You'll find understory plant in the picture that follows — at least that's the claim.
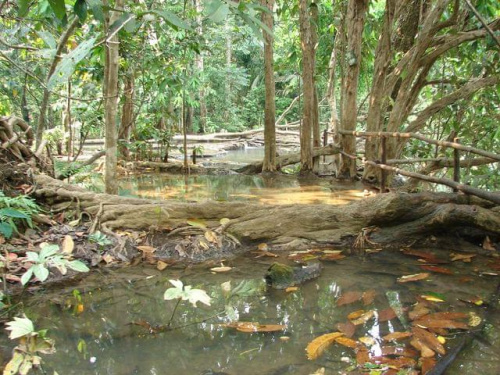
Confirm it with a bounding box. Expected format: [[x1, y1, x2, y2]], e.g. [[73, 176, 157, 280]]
[[0, 192, 40, 239], [164, 279, 211, 327]]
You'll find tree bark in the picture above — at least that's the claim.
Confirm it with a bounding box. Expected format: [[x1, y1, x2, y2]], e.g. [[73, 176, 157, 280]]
[[310, 2, 320, 173], [262, 0, 277, 172], [299, 0, 315, 172], [118, 71, 135, 159], [338, 0, 368, 179], [104, 0, 123, 195], [194, 0, 207, 134]]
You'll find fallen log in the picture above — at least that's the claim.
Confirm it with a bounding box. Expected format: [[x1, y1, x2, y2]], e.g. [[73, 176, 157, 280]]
[[33, 174, 500, 250], [237, 144, 341, 174]]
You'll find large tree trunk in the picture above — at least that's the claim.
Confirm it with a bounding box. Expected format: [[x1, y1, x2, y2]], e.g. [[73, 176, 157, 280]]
[[33, 174, 500, 252], [262, 0, 277, 172], [310, 2, 320, 173], [338, 0, 368, 178], [299, 0, 315, 172], [194, 0, 207, 134], [118, 71, 135, 159], [103, 0, 123, 195]]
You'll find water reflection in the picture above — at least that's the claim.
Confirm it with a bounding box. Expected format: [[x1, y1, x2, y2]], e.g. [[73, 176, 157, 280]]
[[8, 249, 499, 374]]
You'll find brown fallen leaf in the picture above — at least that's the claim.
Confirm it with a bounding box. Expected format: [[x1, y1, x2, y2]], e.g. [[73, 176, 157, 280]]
[[413, 317, 468, 330], [412, 327, 445, 355], [336, 321, 356, 338], [337, 291, 362, 306], [420, 357, 437, 375], [351, 310, 375, 325], [156, 261, 168, 271], [210, 266, 232, 273], [420, 265, 453, 275], [204, 230, 218, 243], [347, 310, 365, 320], [356, 345, 370, 366], [410, 338, 435, 358], [424, 312, 468, 320], [358, 336, 376, 346], [254, 250, 279, 258], [371, 356, 417, 368], [397, 273, 430, 283], [306, 332, 344, 360], [362, 289, 377, 305], [320, 253, 346, 261], [450, 253, 476, 262], [381, 346, 418, 358], [378, 307, 397, 322], [137, 245, 156, 253], [285, 286, 298, 293], [257, 243, 268, 251], [222, 322, 285, 333], [409, 303, 431, 321], [401, 249, 446, 264], [334, 336, 357, 349], [383, 331, 412, 342]]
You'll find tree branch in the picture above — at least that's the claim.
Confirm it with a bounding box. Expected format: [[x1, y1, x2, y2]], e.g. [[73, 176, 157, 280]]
[[464, 0, 500, 50]]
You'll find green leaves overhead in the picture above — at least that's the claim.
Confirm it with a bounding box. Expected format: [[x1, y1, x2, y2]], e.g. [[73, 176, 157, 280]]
[[17, 0, 30, 17], [204, 0, 230, 23], [74, 0, 88, 23], [48, 0, 66, 20], [152, 10, 192, 31], [48, 37, 97, 90]]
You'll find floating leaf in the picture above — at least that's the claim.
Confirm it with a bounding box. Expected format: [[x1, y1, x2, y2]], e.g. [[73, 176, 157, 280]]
[[61, 235, 74, 254], [351, 310, 375, 325], [401, 249, 446, 263], [381, 345, 418, 357], [254, 250, 278, 258], [412, 327, 445, 355], [356, 346, 370, 366], [420, 292, 446, 303], [383, 331, 412, 342], [337, 291, 362, 306], [3, 351, 25, 375], [410, 338, 435, 358], [378, 307, 397, 322], [413, 317, 468, 330], [210, 265, 232, 273], [397, 273, 430, 283], [223, 321, 285, 333], [335, 336, 357, 349], [306, 332, 344, 360], [358, 336, 376, 346], [409, 303, 431, 321], [347, 310, 365, 320]]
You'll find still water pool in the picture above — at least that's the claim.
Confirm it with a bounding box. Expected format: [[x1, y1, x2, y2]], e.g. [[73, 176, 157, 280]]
[[12, 248, 500, 375]]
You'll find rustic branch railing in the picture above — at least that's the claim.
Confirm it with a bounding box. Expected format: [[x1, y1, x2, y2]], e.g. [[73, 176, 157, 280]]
[[332, 130, 500, 204]]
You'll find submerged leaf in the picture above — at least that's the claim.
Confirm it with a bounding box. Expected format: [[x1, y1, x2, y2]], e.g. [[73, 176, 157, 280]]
[[306, 332, 344, 360], [337, 291, 362, 306], [383, 331, 412, 342], [335, 336, 358, 349], [397, 273, 430, 283]]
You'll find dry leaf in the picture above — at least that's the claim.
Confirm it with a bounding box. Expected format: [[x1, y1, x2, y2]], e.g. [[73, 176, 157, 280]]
[[397, 273, 430, 283], [356, 346, 370, 365], [378, 307, 397, 322], [319, 253, 346, 261], [412, 327, 445, 355], [424, 312, 468, 320], [102, 254, 114, 264], [61, 235, 74, 255], [413, 317, 468, 330], [421, 357, 437, 375], [358, 336, 376, 346], [336, 321, 356, 338], [210, 266, 232, 273], [254, 250, 278, 258], [381, 346, 418, 357], [383, 331, 412, 342], [334, 336, 357, 349], [337, 291, 362, 306], [450, 253, 476, 262], [309, 368, 325, 375], [137, 245, 155, 253], [409, 303, 431, 321], [482, 236, 495, 251], [234, 323, 285, 333], [351, 310, 375, 325], [410, 338, 435, 358], [468, 312, 482, 327], [306, 332, 344, 360], [285, 287, 298, 293], [362, 290, 377, 305], [257, 243, 269, 251], [204, 230, 218, 243], [401, 249, 446, 264], [219, 218, 230, 225], [156, 261, 168, 271], [347, 310, 365, 320]]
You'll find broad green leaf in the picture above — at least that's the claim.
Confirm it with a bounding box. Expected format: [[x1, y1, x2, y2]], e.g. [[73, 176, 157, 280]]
[[26, 251, 39, 262], [186, 288, 211, 307], [0, 208, 29, 219], [169, 279, 183, 289], [37, 31, 57, 49], [39, 244, 60, 260], [203, 0, 223, 16], [206, 2, 229, 23], [33, 264, 50, 282], [48, 37, 96, 90], [67, 260, 90, 273], [164, 287, 183, 301], [87, 0, 104, 22], [5, 317, 35, 339], [48, 0, 66, 20], [0, 222, 13, 238], [152, 10, 192, 30], [74, 0, 88, 23], [18, 0, 30, 17], [21, 268, 34, 285]]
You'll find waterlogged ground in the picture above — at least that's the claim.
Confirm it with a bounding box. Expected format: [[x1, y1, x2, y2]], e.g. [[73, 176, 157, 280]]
[[7, 248, 499, 375]]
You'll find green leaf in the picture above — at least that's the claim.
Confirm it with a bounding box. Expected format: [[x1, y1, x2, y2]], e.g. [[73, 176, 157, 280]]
[[48, 0, 66, 20], [5, 317, 35, 339], [164, 287, 183, 301], [3, 350, 24, 374], [0, 222, 13, 238], [0, 208, 29, 219], [18, 0, 30, 17], [74, 0, 88, 23], [152, 10, 192, 31], [186, 288, 211, 307], [39, 244, 60, 260], [206, 2, 229, 23], [37, 31, 57, 49], [21, 268, 34, 285], [87, 0, 104, 22], [33, 264, 50, 282], [26, 251, 39, 262], [186, 218, 207, 228], [67, 260, 90, 273], [47, 37, 96, 90]]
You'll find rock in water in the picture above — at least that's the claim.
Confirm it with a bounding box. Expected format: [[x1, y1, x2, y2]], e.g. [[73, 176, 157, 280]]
[[266, 262, 322, 289]]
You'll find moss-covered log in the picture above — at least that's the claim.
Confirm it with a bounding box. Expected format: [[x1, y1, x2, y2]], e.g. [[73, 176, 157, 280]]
[[33, 174, 500, 251]]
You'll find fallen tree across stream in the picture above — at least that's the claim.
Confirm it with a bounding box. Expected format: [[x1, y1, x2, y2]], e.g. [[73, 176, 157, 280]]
[[34, 174, 499, 254]]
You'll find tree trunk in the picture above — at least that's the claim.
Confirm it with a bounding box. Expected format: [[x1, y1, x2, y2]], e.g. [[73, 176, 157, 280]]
[[33, 174, 500, 252], [262, 0, 277, 172], [118, 71, 135, 159], [194, 0, 207, 134], [299, 0, 315, 172], [338, 0, 368, 179], [310, 2, 320, 173], [104, 0, 123, 195]]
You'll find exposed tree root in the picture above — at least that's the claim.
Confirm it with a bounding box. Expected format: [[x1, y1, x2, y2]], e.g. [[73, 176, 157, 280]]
[[33, 174, 500, 253]]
